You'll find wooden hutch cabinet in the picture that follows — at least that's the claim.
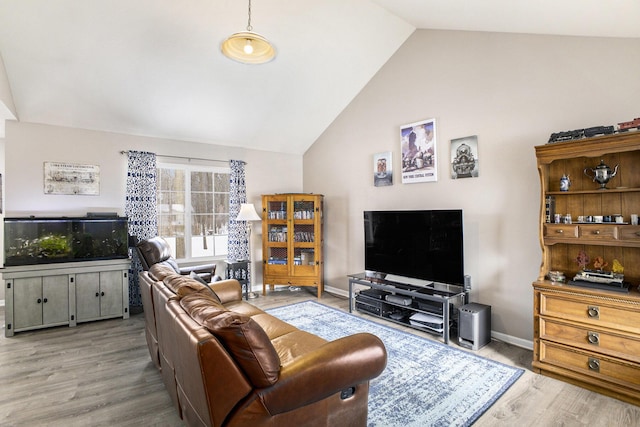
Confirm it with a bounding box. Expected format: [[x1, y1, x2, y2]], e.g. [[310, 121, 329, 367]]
[[533, 132, 640, 405], [261, 194, 324, 298]]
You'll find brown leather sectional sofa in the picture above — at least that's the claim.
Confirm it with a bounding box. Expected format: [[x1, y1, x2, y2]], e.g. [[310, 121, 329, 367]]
[[139, 264, 387, 426]]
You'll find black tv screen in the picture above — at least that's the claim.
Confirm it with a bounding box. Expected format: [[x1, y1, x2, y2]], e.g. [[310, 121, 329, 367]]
[[364, 210, 464, 285]]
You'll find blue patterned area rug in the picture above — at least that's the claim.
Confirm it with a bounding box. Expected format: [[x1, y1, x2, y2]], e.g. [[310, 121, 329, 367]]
[[267, 301, 523, 427]]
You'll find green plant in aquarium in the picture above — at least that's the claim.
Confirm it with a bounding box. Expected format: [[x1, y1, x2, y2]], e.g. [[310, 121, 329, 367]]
[[39, 234, 71, 258]]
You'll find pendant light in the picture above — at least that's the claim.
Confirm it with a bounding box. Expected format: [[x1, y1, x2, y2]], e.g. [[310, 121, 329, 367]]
[[221, 0, 276, 64]]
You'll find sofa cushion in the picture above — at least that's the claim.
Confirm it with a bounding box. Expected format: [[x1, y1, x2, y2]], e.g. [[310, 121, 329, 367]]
[[180, 291, 227, 323], [204, 311, 281, 388], [149, 263, 177, 282], [189, 271, 225, 300], [270, 330, 328, 365], [163, 274, 220, 301]]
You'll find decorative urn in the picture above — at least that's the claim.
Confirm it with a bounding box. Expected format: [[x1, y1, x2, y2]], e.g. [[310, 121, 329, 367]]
[[584, 160, 619, 190]]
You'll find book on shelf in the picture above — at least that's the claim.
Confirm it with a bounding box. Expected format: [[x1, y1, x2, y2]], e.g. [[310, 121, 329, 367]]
[[545, 195, 555, 223]]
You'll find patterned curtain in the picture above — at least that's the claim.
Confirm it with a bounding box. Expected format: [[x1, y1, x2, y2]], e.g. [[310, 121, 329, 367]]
[[125, 151, 158, 308], [228, 159, 249, 266]]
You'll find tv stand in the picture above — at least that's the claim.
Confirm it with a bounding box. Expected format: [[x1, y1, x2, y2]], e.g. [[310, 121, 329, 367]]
[[348, 272, 466, 344], [381, 273, 432, 287]]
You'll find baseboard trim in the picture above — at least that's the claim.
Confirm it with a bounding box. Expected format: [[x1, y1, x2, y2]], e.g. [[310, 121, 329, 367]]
[[491, 331, 533, 350], [325, 284, 348, 298], [324, 284, 534, 350]]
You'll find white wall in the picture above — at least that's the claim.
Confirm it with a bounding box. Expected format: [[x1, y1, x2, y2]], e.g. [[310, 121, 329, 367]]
[[0, 121, 303, 301], [0, 54, 16, 119], [304, 29, 640, 345]]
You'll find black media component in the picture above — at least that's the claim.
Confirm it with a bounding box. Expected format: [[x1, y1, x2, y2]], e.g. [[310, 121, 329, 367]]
[[363, 209, 464, 286], [355, 294, 393, 317], [416, 299, 445, 315], [359, 288, 390, 300]]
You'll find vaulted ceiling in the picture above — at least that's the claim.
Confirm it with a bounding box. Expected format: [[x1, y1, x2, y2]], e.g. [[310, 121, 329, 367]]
[[0, 0, 638, 154]]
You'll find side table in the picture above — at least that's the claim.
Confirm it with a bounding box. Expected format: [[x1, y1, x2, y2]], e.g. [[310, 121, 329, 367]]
[[225, 259, 249, 300]]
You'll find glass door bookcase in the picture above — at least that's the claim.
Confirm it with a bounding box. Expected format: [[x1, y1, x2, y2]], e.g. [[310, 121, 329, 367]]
[[262, 193, 324, 298]]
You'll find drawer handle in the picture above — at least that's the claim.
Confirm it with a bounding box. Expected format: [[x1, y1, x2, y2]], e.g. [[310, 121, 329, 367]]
[[587, 331, 599, 345], [556, 229, 563, 234], [588, 357, 600, 372], [593, 230, 600, 235], [587, 306, 599, 319]]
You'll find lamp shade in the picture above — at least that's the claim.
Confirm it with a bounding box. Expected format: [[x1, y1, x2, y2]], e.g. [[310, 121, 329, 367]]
[[236, 203, 262, 221], [221, 31, 276, 64]]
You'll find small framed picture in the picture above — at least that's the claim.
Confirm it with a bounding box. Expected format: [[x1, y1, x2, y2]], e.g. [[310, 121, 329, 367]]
[[451, 135, 479, 179], [373, 152, 393, 187]]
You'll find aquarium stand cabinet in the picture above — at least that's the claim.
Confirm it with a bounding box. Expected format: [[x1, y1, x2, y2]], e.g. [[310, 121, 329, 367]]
[[3, 259, 130, 337], [348, 273, 466, 344]]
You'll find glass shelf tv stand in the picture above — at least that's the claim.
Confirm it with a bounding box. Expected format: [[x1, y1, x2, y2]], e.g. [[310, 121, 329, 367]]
[[348, 273, 466, 344]]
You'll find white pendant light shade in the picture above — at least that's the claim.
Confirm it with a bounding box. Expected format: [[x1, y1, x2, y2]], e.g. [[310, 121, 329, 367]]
[[221, 31, 276, 64], [221, 0, 276, 65]]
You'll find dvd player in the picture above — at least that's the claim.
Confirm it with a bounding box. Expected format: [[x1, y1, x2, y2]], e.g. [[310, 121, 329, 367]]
[[359, 288, 390, 300], [355, 294, 393, 317]]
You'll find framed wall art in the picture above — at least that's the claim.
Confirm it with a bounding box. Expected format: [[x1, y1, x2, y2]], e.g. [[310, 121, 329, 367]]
[[401, 118, 437, 184], [373, 151, 393, 187], [44, 162, 100, 195], [451, 135, 479, 179]]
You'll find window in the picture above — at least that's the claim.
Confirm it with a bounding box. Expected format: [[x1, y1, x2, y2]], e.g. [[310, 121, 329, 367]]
[[156, 163, 230, 260]]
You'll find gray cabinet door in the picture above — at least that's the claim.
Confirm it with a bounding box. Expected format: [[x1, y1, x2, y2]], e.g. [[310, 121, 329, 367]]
[[76, 271, 123, 321], [76, 272, 101, 321], [42, 275, 69, 325], [13, 277, 43, 330], [13, 275, 68, 329], [99, 270, 124, 318]]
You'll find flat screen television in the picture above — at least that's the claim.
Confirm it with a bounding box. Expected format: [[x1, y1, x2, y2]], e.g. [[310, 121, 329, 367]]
[[364, 210, 464, 286]]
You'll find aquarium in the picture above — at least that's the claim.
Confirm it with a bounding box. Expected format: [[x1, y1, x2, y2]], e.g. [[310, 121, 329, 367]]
[[4, 217, 129, 266]]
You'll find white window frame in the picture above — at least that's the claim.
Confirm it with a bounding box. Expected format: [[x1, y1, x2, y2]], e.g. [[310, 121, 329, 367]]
[[156, 161, 230, 262]]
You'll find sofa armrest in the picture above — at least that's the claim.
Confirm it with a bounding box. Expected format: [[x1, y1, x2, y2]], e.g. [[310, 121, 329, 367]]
[[258, 333, 387, 415], [209, 279, 243, 304]]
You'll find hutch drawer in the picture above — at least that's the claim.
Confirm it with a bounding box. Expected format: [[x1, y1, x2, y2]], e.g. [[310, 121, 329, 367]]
[[543, 224, 578, 240], [539, 292, 640, 335], [539, 317, 640, 364], [577, 224, 618, 240], [618, 226, 640, 242], [539, 340, 640, 392]]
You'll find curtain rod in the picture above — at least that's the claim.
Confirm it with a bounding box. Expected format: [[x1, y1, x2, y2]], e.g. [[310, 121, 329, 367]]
[[120, 150, 245, 164]]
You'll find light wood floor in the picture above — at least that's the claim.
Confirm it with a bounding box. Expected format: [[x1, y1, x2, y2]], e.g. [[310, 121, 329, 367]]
[[1, 287, 639, 426]]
